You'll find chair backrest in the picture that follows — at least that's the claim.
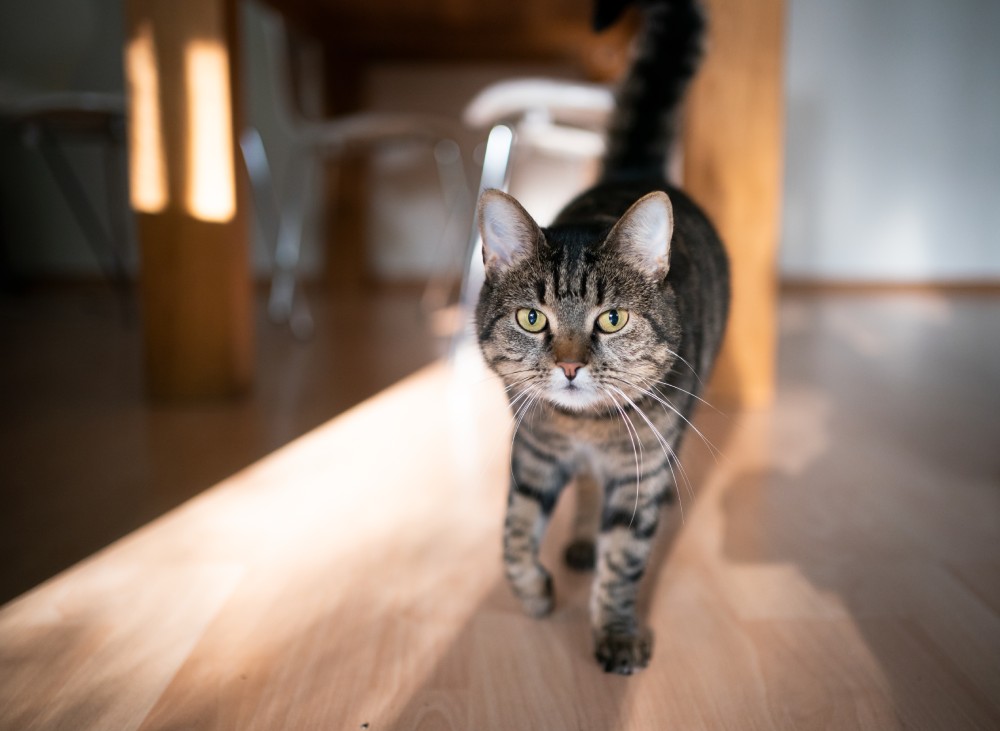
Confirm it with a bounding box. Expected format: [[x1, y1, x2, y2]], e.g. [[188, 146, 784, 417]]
[[463, 78, 614, 159], [0, 0, 123, 119], [248, 1, 324, 138], [463, 78, 613, 129]]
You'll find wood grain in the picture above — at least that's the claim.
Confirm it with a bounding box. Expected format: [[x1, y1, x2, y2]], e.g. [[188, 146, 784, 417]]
[[2, 293, 999, 729], [683, 0, 785, 408], [268, 0, 635, 80], [125, 0, 253, 399]]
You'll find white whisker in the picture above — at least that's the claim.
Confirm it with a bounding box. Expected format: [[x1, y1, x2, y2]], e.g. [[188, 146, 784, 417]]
[[509, 385, 543, 485], [469, 366, 536, 387], [608, 374, 725, 464], [612, 381, 721, 500], [606, 384, 691, 521], [602, 386, 645, 527], [664, 346, 704, 387], [503, 374, 538, 393], [620, 368, 724, 415]]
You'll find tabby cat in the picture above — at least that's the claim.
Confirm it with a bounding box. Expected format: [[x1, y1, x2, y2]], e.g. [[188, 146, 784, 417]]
[[474, 0, 729, 674]]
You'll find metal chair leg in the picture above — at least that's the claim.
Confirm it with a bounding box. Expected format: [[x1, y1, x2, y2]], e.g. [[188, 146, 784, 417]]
[[240, 127, 280, 249], [421, 138, 471, 314], [242, 127, 315, 338], [456, 124, 514, 325], [34, 126, 126, 288], [269, 152, 318, 335], [103, 127, 136, 322]]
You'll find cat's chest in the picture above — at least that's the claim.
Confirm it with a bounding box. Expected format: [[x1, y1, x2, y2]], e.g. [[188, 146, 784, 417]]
[[524, 407, 663, 469]]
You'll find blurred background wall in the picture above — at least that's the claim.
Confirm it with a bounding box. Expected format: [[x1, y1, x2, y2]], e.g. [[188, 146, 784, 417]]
[[1, 0, 998, 283], [781, 0, 1000, 282]]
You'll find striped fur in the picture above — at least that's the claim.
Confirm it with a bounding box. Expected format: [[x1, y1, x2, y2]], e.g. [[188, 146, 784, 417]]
[[475, 0, 728, 675], [598, 0, 705, 181]]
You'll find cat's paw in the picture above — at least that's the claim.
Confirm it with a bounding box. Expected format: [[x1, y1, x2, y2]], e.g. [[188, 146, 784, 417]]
[[514, 569, 554, 618], [593, 627, 653, 675], [564, 539, 596, 571]]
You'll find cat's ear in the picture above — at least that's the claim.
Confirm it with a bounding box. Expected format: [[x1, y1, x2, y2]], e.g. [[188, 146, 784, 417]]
[[478, 189, 540, 275], [610, 191, 674, 278]]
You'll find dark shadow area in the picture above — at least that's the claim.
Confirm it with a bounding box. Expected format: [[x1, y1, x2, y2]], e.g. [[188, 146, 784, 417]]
[[719, 292, 1000, 728], [0, 284, 447, 604], [379, 405, 737, 728]]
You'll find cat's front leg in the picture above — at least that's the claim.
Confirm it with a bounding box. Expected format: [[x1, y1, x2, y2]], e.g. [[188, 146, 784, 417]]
[[590, 479, 666, 674], [502, 445, 570, 618]]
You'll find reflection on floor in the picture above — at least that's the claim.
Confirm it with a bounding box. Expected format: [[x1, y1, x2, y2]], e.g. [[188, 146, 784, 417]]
[[0, 285, 448, 603]]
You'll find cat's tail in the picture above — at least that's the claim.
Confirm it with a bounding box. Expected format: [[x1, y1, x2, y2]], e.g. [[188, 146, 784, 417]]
[[596, 0, 705, 182]]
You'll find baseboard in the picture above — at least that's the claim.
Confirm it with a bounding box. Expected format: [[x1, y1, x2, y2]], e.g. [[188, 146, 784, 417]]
[[780, 279, 1000, 295]]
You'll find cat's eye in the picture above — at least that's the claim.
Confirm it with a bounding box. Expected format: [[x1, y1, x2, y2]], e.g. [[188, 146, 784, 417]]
[[515, 308, 548, 333], [596, 308, 629, 333]]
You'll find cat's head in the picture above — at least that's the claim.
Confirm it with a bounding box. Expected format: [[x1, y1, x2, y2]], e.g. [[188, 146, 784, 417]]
[[475, 189, 682, 413]]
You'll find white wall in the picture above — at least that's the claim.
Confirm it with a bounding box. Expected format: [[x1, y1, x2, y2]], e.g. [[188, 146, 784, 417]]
[[781, 0, 1000, 281]]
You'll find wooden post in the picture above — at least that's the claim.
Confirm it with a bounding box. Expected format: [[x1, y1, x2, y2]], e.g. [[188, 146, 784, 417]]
[[124, 0, 253, 399], [683, 0, 785, 408]]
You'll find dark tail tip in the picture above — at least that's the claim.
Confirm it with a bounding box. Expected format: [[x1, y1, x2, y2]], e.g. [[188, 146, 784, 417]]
[[593, 0, 634, 32]]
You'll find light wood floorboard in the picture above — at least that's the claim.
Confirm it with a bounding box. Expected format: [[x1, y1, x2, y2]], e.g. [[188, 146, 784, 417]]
[[0, 291, 998, 729]]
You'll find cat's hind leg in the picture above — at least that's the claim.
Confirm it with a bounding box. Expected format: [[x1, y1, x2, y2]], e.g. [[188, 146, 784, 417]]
[[564, 471, 600, 571]]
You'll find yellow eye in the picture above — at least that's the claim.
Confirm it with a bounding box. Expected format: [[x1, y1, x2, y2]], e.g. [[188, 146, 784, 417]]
[[596, 308, 629, 333], [516, 308, 548, 333]]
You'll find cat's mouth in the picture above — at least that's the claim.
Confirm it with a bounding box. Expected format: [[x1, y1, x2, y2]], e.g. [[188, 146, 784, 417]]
[[546, 369, 606, 411]]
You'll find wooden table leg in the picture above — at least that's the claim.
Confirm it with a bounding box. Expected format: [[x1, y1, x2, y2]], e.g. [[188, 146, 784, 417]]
[[683, 0, 785, 409], [124, 0, 253, 399]]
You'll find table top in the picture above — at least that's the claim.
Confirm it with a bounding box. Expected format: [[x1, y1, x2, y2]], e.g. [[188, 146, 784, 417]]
[[263, 0, 634, 79]]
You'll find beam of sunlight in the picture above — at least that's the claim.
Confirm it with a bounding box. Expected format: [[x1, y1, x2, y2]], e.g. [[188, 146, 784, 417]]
[[125, 21, 168, 213], [184, 40, 236, 223]]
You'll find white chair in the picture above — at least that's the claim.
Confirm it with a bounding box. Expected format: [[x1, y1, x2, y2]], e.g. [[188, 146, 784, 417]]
[[456, 78, 615, 322], [0, 89, 132, 311], [241, 4, 468, 338]]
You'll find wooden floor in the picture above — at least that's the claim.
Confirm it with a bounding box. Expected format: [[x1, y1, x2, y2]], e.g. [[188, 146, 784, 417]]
[[1, 291, 999, 729], [0, 286, 447, 604]]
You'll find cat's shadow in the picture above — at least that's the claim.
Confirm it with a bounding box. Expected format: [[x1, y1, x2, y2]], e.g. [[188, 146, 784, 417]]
[[382, 418, 724, 730]]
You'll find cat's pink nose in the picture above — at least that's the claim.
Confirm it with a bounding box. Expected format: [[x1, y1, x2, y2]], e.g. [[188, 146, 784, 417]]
[[556, 362, 585, 381]]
